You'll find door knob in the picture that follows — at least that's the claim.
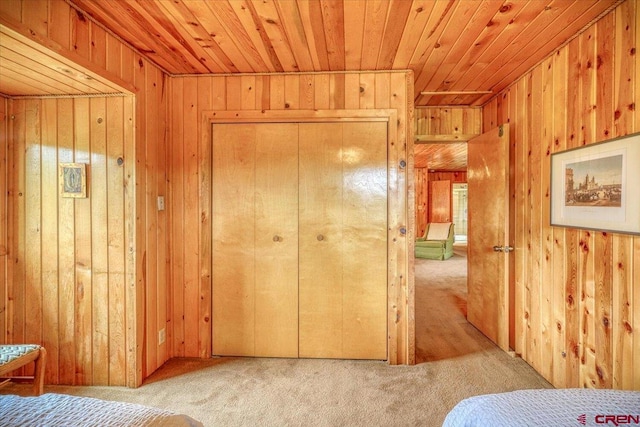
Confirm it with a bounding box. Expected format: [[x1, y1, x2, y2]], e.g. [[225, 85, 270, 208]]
[[317, 234, 324, 241], [493, 245, 514, 253], [273, 235, 281, 242]]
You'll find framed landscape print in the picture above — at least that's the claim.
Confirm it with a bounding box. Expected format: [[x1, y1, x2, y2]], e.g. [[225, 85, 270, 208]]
[[550, 132, 640, 235]]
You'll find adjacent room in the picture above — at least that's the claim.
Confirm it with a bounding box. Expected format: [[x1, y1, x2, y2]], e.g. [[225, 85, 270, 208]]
[[1, 0, 639, 425]]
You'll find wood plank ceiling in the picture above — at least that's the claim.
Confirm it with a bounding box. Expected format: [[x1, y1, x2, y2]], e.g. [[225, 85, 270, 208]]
[[414, 143, 466, 170], [69, 0, 620, 107], [0, 25, 128, 97]]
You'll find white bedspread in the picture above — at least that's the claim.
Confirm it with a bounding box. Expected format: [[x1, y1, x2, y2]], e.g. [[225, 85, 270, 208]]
[[443, 388, 640, 427], [0, 393, 203, 427]]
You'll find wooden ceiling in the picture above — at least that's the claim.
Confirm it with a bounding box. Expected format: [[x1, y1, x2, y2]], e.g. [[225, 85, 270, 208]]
[[0, 25, 128, 97], [70, 0, 620, 106], [414, 143, 466, 170]]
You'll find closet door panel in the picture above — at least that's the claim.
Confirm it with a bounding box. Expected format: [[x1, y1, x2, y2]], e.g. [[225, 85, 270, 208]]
[[212, 124, 256, 356], [341, 122, 388, 360], [298, 122, 344, 358], [254, 124, 299, 357]]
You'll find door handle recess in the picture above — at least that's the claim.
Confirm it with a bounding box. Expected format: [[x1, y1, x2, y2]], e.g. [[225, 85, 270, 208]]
[[493, 245, 514, 253], [273, 235, 282, 242], [317, 234, 324, 241]]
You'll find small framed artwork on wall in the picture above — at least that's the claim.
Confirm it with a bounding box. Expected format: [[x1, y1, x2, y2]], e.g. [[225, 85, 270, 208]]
[[59, 163, 87, 198]]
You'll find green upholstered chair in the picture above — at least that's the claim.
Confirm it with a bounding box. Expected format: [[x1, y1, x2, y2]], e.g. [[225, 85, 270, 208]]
[[415, 222, 454, 260]]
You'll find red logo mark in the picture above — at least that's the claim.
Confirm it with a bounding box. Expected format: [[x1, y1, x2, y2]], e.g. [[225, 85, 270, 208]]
[[578, 414, 587, 425], [595, 414, 640, 425]]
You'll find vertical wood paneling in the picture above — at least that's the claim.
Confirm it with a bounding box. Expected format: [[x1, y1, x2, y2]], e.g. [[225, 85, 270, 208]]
[[551, 47, 568, 387], [73, 97, 92, 385], [611, 0, 636, 390], [415, 107, 482, 136], [414, 168, 428, 238], [90, 97, 109, 385], [0, 98, 7, 346], [197, 77, 212, 359], [181, 77, 199, 358], [106, 96, 126, 386], [2, 0, 167, 386], [169, 71, 414, 364], [56, 98, 76, 386], [483, 2, 639, 390], [169, 78, 185, 358], [24, 100, 42, 354], [6, 96, 137, 386]]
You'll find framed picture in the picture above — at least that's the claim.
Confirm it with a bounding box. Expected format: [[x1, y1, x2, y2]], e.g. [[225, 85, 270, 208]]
[[59, 163, 87, 198], [550, 132, 640, 235]]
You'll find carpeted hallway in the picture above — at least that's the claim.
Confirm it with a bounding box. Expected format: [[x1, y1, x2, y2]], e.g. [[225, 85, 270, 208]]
[[3, 244, 551, 426]]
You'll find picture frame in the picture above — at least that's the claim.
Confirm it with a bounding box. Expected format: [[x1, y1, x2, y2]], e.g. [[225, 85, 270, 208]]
[[550, 132, 640, 235], [59, 163, 87, 198]]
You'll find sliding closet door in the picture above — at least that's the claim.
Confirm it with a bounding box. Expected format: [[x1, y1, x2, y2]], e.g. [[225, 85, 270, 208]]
[[298, 122, 388, 360], [212, 123, 299, 357]]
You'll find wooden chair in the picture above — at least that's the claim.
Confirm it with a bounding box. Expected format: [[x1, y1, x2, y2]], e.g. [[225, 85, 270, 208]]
[[0, 345, 46, 395]]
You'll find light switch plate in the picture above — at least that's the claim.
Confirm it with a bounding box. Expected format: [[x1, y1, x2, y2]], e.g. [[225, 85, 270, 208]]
[[157, 196, 165, 211]]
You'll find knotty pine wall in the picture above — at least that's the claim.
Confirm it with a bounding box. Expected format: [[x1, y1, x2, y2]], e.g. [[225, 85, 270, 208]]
[[1, 97, 7, 344], [415, 107, 481, 136], [167, 71, 415, 364], [0, 0, 169, 386], [7, 96, 135, 386], [483, 0, 639, 390]]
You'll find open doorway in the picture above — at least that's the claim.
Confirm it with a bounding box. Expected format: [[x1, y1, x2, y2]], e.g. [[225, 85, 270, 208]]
[[452, 183, 468, 243]]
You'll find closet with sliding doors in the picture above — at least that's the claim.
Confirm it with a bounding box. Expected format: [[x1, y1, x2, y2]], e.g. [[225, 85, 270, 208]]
[[212, 120, 388, 360]]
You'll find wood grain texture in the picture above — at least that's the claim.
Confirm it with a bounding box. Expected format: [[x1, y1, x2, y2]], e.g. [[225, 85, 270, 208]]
[[0, 98, 6, 347], [1, 0, 167, 387], [62, 0, 620, 107], [170, 74, 413, 364], [482, 2, 639, 390], [414, 107, 481, 170]]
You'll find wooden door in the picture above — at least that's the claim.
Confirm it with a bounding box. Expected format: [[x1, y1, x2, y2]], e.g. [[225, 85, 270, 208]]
[[467, 124, 511, 351], [298, 122, 388, 360], [212, 123, 299, 357], [254, 124, 299, 357], [430, 179, 451, 222]]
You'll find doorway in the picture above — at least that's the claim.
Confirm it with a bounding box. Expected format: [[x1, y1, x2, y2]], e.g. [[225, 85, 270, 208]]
[[452, 183, 468, 243]]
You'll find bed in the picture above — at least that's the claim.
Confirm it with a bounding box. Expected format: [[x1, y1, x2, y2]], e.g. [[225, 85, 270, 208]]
[[443, 388, 640, 427], [0, 393, 203, 427]]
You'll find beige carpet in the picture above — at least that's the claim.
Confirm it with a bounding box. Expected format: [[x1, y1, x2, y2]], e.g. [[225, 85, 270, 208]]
[[3, 245, 551, 426]]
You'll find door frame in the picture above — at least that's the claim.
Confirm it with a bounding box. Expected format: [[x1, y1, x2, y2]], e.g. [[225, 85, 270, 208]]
[[202, 109, 414, 365]]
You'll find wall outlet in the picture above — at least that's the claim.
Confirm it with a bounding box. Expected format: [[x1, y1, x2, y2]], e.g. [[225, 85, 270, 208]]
[[158, 328, 166, 345]]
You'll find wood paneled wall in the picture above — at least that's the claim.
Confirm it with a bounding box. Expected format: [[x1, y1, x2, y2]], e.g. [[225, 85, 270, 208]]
[[1, 97, 7, 343], [6, 96, 135, 386], [415, 107, 481, 136], [0, 0, 169, 386], [168, 71, 415, 364], [482, 0, 639, 390]]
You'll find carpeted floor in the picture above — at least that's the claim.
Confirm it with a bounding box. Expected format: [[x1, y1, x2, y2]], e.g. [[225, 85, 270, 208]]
[[2, 243, 552, 426]]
